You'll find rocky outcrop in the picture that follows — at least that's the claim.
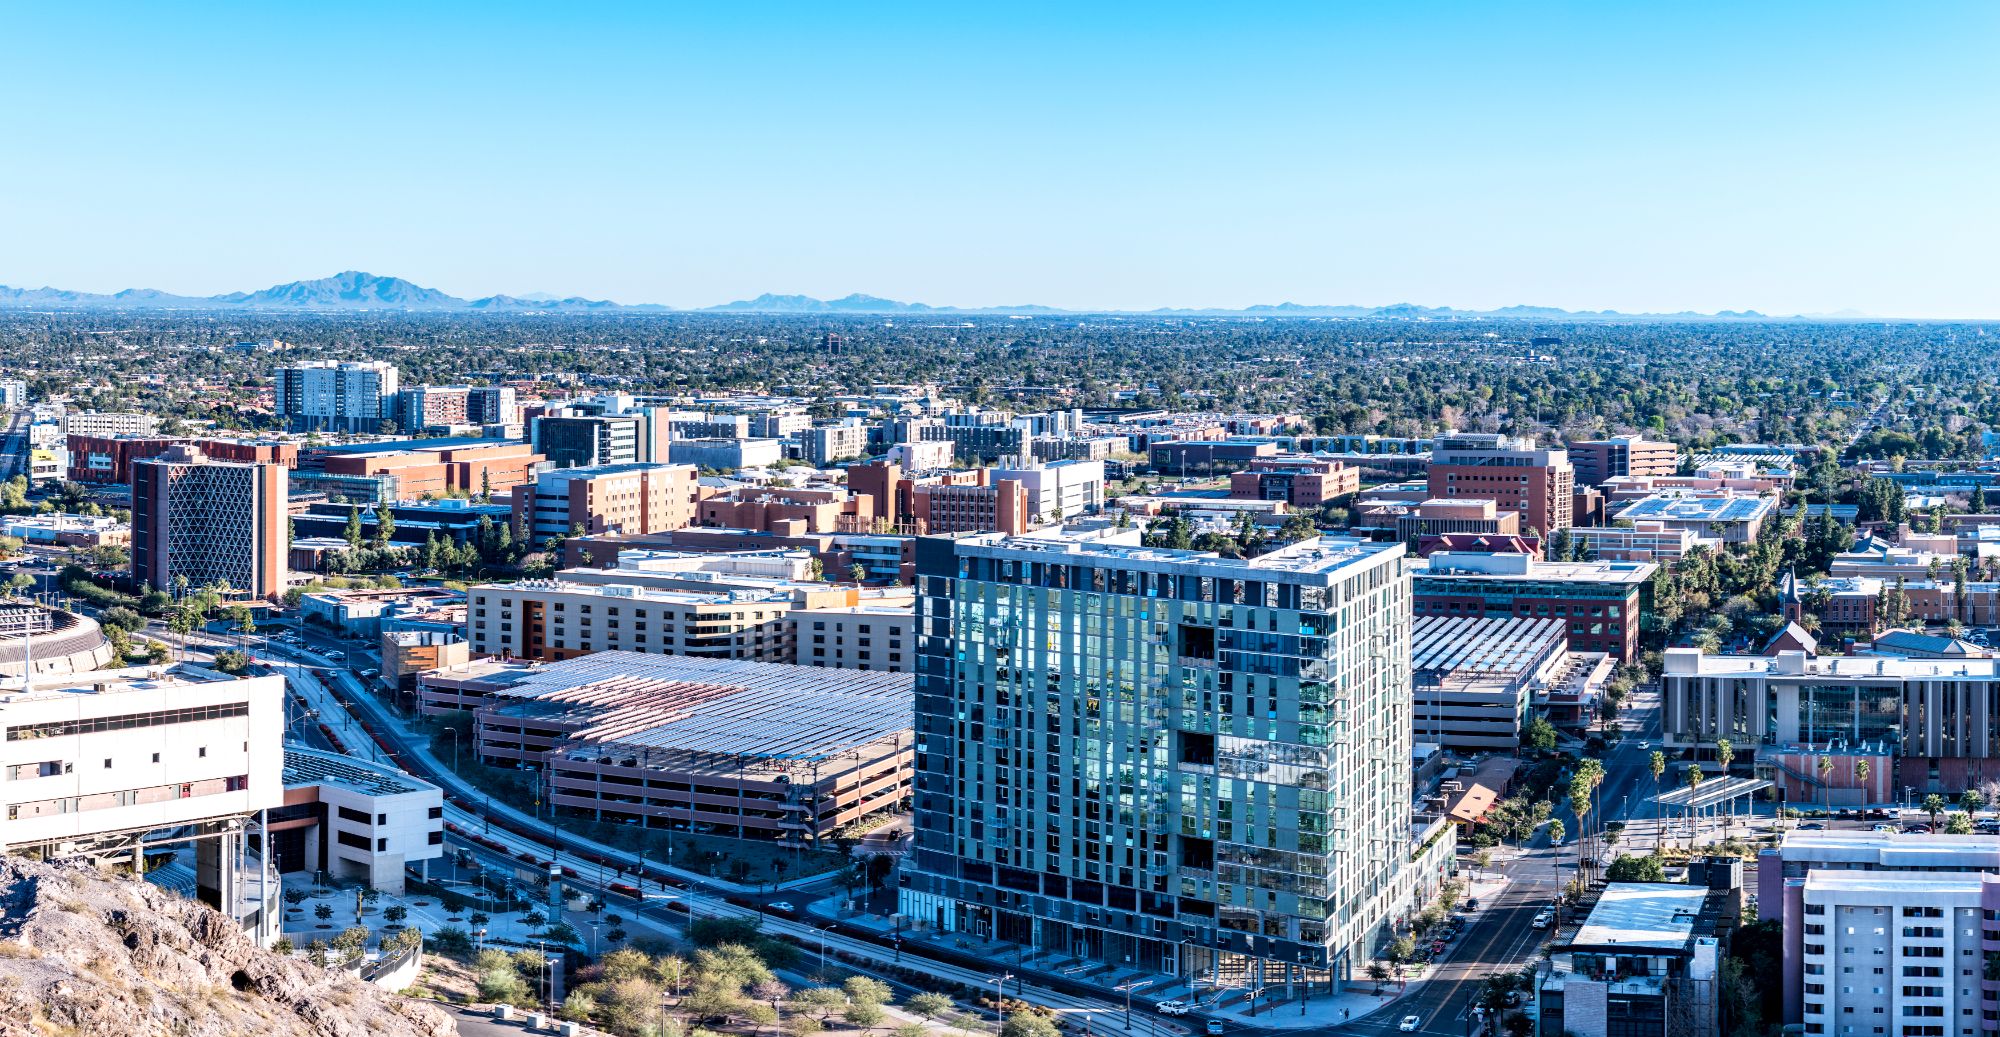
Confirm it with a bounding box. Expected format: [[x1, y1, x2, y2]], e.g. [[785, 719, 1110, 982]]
[[0, 854, 454, 1037]]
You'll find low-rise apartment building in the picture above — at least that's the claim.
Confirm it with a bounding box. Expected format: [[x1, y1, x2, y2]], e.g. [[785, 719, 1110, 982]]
[[467, 580, 797, 664], [512, 462, 700, 546], [58, 411, 160, 439], [796, 604, 913, 672]]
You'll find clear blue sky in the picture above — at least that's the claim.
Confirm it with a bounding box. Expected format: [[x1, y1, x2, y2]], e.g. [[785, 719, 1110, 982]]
[[4, 3, 1996, 316]]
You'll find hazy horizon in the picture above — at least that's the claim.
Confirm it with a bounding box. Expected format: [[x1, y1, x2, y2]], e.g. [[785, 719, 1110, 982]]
[[4, 3, 1997, 318]]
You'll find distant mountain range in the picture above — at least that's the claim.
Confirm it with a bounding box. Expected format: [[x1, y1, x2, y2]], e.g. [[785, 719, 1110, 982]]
[[0, 270, 1821, 319]]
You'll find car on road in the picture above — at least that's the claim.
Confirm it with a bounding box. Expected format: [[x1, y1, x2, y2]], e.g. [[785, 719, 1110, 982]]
[[1532, 910, 1553, 930], [1399, 1015, 1422, 1032], [359, 667, 380, 678], [1797, 823, 1825, 831], [766, 901, 795, 914], [1155, 1001, 1189, 1017], [1905, 825, 1933, 834], [1205, 1020, 1226, 1035], [1872, 823, 1897, 833], [1464, 898, 1479, 910]]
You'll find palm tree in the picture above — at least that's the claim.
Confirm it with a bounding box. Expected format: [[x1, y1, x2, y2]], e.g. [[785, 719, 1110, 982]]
[[1685, 765, 1705, 848], [1570, 782, 1593, 873], [1962, 788, 1985, 818], [1855, 759, 1871, 812], [1817, 756, 1834, 818], [1649, 751, 1667, 853], [1924, 793, 1948, 829], [1548, 818, 1567, 890], [1715, 740, 1735, 835]]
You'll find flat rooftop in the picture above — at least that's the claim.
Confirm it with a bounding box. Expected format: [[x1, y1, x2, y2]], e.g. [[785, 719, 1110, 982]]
[[1572, 883, 1707, 951], [954, 528, 1404, 580], [310, 436, 501, 456], [475, 578, 794, 606], [1616, 494, 1775, 524], [1412, 616, 1566, 677], [283, 746, 435, 798], [479, 652, 912, 763], [0, 663, 243, 703], [1417, 554, 1658, 584], [539, 462, 692, 480], [1665, 651, 2000, 680], [1802, 871, 1984, 895], [1779, 830, 2000, 868]]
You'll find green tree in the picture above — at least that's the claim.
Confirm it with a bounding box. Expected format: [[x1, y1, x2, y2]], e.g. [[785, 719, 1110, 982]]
[[1924, 793, 1948, 828], [1000, 1015, 1059, 1037], [343, 506, 364, 550], [1524, 715, 1558, 753], [905, 993, 954, 1024], [1962, 788, 1985, 816], [1605, 854, 1667, 882], [373, 502, 396, 548], [1947, 812, 1975, 835]]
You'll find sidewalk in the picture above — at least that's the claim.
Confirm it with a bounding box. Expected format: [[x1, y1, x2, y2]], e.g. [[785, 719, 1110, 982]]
[[807, 871, 1512, 1031]]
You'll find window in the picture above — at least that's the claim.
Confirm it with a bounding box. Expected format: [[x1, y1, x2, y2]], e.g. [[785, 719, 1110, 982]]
[[337, 806, 371, 825], [336, 830, 370, 850]]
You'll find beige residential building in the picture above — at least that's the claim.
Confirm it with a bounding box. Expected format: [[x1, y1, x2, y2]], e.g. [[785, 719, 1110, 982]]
[[797, 604, 915, 673]]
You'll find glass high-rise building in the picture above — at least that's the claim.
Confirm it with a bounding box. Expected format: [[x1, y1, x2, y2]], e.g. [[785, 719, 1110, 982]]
[[902, 526, 1415, 988]]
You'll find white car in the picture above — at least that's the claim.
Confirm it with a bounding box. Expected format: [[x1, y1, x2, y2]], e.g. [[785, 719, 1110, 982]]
[[1400, 1015, 1422, 1032], [766, 901, 795, 913], [1155, 1001, 1190, 1017], [1532, 911, 1552, 930]]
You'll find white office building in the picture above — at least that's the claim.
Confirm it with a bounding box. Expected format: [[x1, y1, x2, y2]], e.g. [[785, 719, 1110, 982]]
[[993, 459, 1106, 524], [275, 747, 444, 894], [1, 665, 285, 940]]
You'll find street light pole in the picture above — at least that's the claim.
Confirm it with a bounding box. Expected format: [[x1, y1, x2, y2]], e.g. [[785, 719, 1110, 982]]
[[994, 974, 1014, 1037]]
